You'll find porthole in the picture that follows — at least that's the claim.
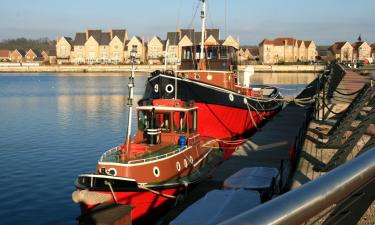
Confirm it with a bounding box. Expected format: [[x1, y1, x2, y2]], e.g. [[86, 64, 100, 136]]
[[108, 168, 117, 176], [165, 84, 174, 93], [176, 162, 181, 172], [189, 156, 194, 164], [154, 84, 159, 93], [153, 166, 160, 177], [206, 74, 212, 80], [229, 94, 234, 102], [184, 159, 188, 168], [194, 74, 200, 80]]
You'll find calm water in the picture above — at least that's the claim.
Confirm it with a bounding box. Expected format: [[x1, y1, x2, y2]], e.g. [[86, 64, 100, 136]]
[[0, 72, 315, 225]]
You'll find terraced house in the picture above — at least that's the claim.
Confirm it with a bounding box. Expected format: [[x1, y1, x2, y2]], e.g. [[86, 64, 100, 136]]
[[259, 37, 317, 64], [58, 29, 128, 64]]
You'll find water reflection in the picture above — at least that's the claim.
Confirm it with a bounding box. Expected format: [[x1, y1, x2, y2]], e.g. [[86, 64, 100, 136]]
[[250, 72, 317, 85]]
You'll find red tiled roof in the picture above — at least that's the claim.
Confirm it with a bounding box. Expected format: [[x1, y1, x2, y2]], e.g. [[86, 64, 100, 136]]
[[0, 49, 10, 58], [305, 41, 312, 48], [329, 42, 349, 54]]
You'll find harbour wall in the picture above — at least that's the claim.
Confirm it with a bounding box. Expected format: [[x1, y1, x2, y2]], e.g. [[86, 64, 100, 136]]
[[0, 64, 325, 73]]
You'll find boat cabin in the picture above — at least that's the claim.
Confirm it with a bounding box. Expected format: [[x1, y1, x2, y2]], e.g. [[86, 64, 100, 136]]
[[135, 99, 198, 146], [180, 45, 237, 71]]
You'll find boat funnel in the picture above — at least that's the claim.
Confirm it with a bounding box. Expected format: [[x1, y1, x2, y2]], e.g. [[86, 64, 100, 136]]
[[243, 66, 255, 88]]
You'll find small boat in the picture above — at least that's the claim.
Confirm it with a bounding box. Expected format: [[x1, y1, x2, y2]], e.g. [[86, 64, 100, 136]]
[[73, 98, 224, 224], [141, 0, 283, 152]]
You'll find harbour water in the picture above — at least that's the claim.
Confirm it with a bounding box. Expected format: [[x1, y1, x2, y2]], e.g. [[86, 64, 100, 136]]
[[0, 72, 316, 225]]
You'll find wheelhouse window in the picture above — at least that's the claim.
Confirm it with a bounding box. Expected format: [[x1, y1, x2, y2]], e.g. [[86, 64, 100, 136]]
[[188, 110, 197, 133], [173, 111, 187, 133], [138, 110, 171, 133]]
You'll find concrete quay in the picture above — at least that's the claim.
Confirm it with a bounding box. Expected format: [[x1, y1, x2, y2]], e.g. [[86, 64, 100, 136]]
[[0, 64, 324, 73]]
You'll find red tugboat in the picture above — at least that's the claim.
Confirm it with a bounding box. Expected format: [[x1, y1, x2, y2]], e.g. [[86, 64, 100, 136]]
[[73, 48, 224, 224], [141, 0, 283, 150]]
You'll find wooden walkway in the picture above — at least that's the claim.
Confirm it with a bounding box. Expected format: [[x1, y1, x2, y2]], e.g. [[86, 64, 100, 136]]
[[159, 81, 317, 224]]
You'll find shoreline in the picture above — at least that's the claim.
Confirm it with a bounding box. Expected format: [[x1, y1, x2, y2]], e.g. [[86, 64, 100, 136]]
[[0, 64, 325, 73]]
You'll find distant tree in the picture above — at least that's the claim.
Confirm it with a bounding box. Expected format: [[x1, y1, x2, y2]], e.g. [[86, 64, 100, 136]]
[[0, 38, 56, 51]]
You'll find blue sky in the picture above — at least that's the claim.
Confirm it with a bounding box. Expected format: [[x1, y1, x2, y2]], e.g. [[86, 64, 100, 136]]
[[0, 0, 374, 45]]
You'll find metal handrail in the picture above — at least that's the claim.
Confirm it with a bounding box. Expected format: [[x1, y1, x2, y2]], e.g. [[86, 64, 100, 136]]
[[219, 146, 375, 225]]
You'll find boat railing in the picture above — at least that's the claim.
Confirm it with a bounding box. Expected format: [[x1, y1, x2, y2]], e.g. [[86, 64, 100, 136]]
[[127, 146, 191, 164], [99, 145, 192, 164]]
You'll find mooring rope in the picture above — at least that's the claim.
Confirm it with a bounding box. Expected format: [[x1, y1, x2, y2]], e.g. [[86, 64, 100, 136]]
[[334, 88, 362, 96]]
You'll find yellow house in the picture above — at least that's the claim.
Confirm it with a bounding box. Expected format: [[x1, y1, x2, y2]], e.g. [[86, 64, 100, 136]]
[[56, 37, 72, 64], [166, 32, 180, 64], [222, 35, 240, 50], [72, 32, 86, 64], [10, 49, 26, 62], [125, 36, 146, 64], [305, 41, 317, 62], [260, 37, 317, 64], [329, 42, 353, 62], [99, 32, 110, 64], [352, 41, 371, 61], [371, 44, 375, 60], [109, 29, 127, 64], [147, 36, 165, 64], [84, 30, 101, 64]]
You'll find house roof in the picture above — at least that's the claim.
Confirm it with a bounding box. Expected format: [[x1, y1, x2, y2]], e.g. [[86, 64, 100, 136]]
[[248, 48, 259, 56], [29, 49, 43, 57], [194, 32, 202, 45], [273, 37, 297, 46], [100, 32, 111, 45], [87, 29, 102, 42], [259, 39, 273, 46], [0, 49, 10, 58], [111, 29, 127, 42], [48, 49, 56, 57], [352, 41, 367, 50], [305, 41, 313, 48], [206, 29, 220, 41], [13, 49, 27, 57], [61, 36, 73, 45], [180, 29, 194, 41], [329, 42, 349, 54], [74, 32, 86, 45], [167, 32, 180, 45]]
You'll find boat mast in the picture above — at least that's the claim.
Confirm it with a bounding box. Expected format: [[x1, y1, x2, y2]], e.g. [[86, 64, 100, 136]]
[[199, 0, 206, 60], [122, 46, 137, 161]]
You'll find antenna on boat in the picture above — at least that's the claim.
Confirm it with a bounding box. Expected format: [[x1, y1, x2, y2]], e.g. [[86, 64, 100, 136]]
[[198, 0, 207, 70], [122, 46, 137, 161]]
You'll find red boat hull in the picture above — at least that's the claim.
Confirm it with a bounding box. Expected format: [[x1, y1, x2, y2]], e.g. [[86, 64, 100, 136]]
[[80, 186, 186, 224]]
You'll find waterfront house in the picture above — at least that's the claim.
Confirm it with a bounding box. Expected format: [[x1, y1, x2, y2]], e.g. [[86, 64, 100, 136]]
[[0, 49, 11, 62], [109, 29, 127, 64], [25, 49, 43, 62], [99, 32, 111, 64], [328, 42, 353, 62], [248, 48, 260, 61], [222, 35, 240, 50], [10, 49, 26, 62], [237, 48, 258, 64], [178, 29, 195, 61], [259, 37, 317, 64], [41, 50, 49, 62], [204, 29, 220, 46], [147, 36, 165, 64], [125, 36, 146, 64], [56, 37, 73, 64], [48, 49, 57, 64], [84, 30, 101, 64], [166, 32, 180, 64], [352, 41, 371, 62], [304, 41, 318, 62], [371, 44, 375, 60], [72, 32, 86, 64]]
